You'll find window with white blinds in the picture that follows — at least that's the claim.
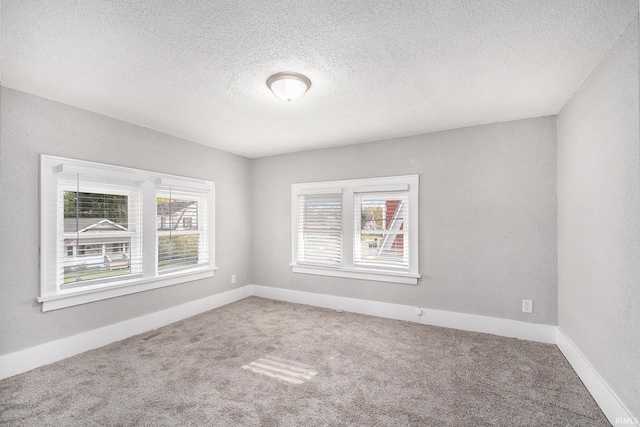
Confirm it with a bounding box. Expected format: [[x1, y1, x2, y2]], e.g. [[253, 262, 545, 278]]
[[39, 155, 216, 312], [291, 175, 419, 285], [296, 192, 342, 267], [354, 191, 409, 271], [156, 184, 211, 273], [59, 174, 142, 289]]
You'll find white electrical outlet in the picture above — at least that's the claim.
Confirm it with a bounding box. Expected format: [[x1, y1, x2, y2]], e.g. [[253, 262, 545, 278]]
[[231, 274, 236, 284], [522, 299, 533, 314]]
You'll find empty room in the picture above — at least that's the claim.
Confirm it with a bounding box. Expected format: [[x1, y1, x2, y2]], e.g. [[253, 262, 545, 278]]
[[1, 1, 639, 426]]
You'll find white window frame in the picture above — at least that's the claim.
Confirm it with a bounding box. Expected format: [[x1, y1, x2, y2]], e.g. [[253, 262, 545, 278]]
[[39, 155, 216, 312], [155, 179, 211, 274], [291, 175, 420, 285], [58, 177, 143, 288]]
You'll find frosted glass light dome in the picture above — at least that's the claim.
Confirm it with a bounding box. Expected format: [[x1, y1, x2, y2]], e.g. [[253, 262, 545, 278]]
[[267, 72, 311, 102]]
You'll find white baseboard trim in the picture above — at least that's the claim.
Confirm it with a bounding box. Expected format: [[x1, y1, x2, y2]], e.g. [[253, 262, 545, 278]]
[[556, 328, 636, 426], [250, 285, 557, 344], [0, 286, 252, 380]]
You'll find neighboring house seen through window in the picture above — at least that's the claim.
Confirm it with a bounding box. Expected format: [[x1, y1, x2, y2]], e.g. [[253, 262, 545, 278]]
[[39, 155, 216, 311], [291, 175, 419, 285]]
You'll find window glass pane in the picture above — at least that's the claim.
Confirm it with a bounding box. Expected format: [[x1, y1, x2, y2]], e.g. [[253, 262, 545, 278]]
[[62, 190, 133, 288], [355, 192, 408, 269], [158, 235, 199, 271], [62, 238, 132, 286], [64, 191, 128, 232], [157, 198, 199, 231], [297, 194, 342, 267]]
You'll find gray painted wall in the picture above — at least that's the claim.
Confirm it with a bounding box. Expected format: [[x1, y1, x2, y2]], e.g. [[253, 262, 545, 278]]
[[0, 87, 253, 354], [252, 116, 558, 324], [557, 15, 640, 416]]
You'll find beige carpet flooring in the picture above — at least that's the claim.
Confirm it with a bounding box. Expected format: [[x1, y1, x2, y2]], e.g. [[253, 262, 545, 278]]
[[0, 297, 609, 426]]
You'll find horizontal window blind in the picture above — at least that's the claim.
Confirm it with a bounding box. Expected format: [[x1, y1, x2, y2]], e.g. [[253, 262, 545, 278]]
[[354, 190, 409, 270], [58, 173, 142, 289], [156, 185, 210, 272], [297, 193, 342, 267]]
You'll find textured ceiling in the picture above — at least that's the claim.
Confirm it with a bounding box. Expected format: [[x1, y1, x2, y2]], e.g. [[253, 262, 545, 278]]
[[2, 1, 638, 158]]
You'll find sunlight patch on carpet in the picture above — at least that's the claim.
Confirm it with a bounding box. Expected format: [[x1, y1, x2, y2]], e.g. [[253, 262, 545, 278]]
[[242, 356, 317, 384]]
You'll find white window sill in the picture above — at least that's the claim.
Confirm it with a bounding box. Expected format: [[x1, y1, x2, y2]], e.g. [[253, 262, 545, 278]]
[[37, 267, 217, 312], [290, 264, 419, 285]]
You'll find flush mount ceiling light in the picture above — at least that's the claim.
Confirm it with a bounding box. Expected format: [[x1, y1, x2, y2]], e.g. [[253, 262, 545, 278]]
[[267, 72, 311, 102]]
